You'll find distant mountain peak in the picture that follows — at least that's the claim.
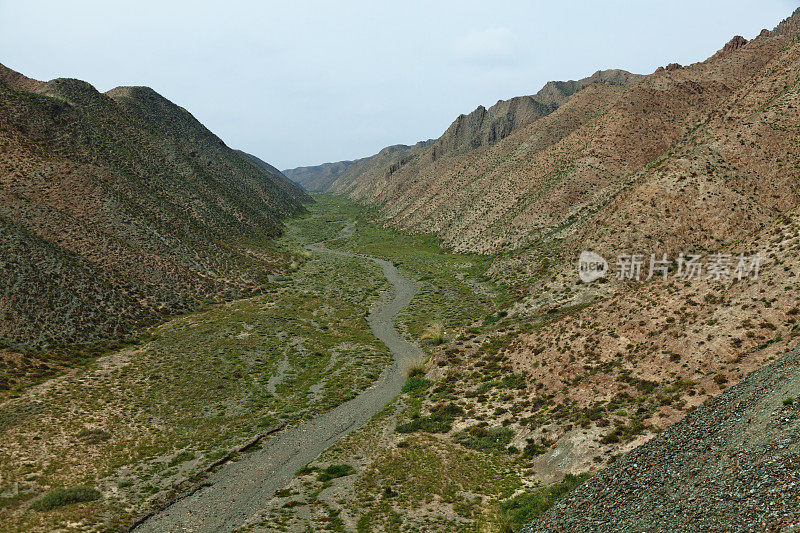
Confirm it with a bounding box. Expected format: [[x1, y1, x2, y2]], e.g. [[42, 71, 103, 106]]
[[286, 68, 642, 191], [722, 35, 748, 52], [709, 35, 749, 60], [431, 68, 642, 158]]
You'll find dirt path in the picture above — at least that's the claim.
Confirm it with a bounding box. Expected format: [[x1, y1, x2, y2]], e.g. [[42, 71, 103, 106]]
[[135, 224, 422, 532]]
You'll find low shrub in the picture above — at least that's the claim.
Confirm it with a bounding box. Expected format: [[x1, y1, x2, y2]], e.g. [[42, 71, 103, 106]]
[[421, 323, 446, 346], [31, 487, 101, 511], [76, 428, 111, 444], [455, 426, 514, 452], [295, 466, 318, 477], [317, 464, 356, 482], [500, 373, 527, 390], [522, 442, 548, 458], [396, 402, 463, 434], [402, 376, 431, 393], [168, 450, 196, 467]]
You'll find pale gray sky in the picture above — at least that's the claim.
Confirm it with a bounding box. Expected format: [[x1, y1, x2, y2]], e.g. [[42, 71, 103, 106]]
[[1, 0, 796, 169]]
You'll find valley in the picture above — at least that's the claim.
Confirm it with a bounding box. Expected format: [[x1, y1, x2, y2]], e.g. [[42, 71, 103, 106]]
[[0, 195, 511, 531], [3, 5, 800, 532]]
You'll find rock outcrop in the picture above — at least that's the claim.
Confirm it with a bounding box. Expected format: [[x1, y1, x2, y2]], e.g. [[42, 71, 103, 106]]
[[285, 70, 641, 191]]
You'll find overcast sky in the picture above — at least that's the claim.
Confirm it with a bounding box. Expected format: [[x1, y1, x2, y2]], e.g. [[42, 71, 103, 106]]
[[1, 1, 796, 169]]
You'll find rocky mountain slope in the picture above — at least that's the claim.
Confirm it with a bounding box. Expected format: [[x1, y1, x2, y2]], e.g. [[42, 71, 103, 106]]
[[302, 10, 799, 272], [428, 69, 640, 161], [524, 341, 800, 532], [407, 4, 800, 502], [284, 70, 637, 193], [0, 64, 309, 385], [235, 149, 301, 193]]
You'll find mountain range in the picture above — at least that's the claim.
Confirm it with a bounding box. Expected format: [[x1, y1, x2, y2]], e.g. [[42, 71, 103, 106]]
[[285, 69, 639, 195], [288, 14, 799, 266]]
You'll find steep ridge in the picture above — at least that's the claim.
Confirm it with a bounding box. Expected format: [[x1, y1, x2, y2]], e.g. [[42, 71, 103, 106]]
[[429, 69, 640, 161], [308, 11, 799, 271], [284, 70, 638, 192], [0, 64, 309, 379], [235, 149, 314, 202]]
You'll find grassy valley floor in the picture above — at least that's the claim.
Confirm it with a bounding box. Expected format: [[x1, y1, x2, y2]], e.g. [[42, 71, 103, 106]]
[[0, 194, 514, 532], [235, 198, 590, 532]]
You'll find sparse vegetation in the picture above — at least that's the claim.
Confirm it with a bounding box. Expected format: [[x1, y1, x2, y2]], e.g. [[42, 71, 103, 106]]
[[0, 198, 393, 530], [454, 426, 515, 453], [402, 376, 432, 393], [396, 403, 464, 434], [405, 355, 427, 378], [421, 322, 447, 346]]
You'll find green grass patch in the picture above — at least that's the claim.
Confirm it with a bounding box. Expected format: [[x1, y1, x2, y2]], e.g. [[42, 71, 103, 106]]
[[396, 403, 463, 434], [355, 434, 520, 530], [522, 442, 548, 458], [454, 426, 514, 453], [168, 450, 196, 467], [313, 194, 514, 339]]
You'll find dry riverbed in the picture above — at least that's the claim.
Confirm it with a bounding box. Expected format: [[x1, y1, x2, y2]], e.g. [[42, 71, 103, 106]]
[[135, 224, 424, 532]]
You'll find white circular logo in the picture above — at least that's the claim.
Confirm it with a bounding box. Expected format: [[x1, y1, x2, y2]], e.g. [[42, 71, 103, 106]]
[[578, 251, 608, 282]]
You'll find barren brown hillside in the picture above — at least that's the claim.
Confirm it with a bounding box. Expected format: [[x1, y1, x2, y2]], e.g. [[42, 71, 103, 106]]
[[310, 10, 800, 274], [0, 65, 309, 388], [397, 4, 800, 489], [425, 204, 799, 479]]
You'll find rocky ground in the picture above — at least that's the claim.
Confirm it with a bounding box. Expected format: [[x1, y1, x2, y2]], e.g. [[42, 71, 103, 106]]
[[524, 342, 800, 532]]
